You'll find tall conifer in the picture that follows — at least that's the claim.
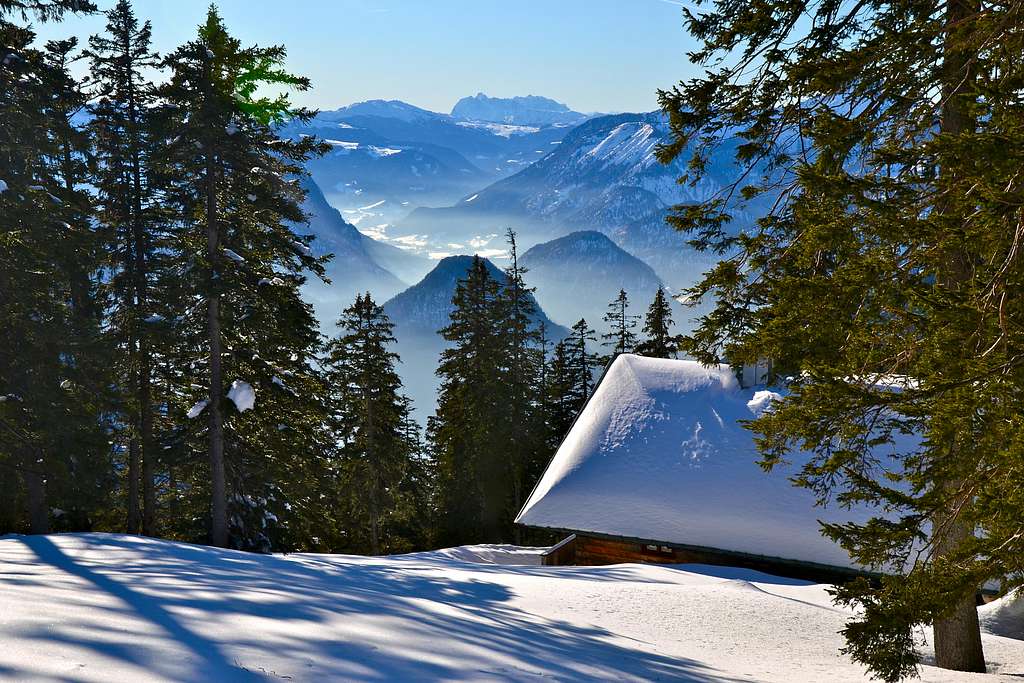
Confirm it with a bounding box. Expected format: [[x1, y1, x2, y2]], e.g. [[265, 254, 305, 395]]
[[659, 0, 1024, 675], [636, 289, 679, 359], [600, 289, 639, 358], [86, 0, 164, 535], [157, 7, 329, 548]]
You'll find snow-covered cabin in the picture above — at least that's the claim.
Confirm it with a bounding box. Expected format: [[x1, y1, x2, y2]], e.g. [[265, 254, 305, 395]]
[[516, 354, 905, 582]]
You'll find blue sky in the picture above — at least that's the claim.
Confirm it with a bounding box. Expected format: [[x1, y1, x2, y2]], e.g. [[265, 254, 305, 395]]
[[32, 0, 700, 115]]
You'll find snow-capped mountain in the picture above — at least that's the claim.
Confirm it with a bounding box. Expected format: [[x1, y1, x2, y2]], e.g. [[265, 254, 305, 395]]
[[397, 111, 766, 286], [451, 93, 589, 127], [284, 98, 584, 243], [318, 99, 448, 123], [383, 255, 568, 421], [520, 231, 665, 331]]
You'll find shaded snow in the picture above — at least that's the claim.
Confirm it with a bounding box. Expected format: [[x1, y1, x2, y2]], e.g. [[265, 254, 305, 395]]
[[517, 355, 919, 571], [0, 534, 1019, 682], [982, 590, 1024, 641]]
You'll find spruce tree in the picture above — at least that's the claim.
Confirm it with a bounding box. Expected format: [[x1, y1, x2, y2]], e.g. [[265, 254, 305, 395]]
[[600, 289, 639, 358], [659, 0, 1024, 676], [498, 229, 545, 514], [324, 293, 416, 555], [157, 7, 329, 548], [429, 256, 507, 544], [546, 338, 576, 445], [86, 0, 164, 535], [0, 0, 107, 535], [636, 289, 680, 359], [568, 318, 600, 399]]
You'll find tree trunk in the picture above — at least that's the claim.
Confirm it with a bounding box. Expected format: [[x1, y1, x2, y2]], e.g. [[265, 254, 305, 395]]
[[206, 145, 228, 548], [933, 502, 986, 672], [931, 0, 985, 671], [23, 453, 48, 534], [127, 69, 157, 538], [140, 356, 156, 536], [126, 437, 141, 533]]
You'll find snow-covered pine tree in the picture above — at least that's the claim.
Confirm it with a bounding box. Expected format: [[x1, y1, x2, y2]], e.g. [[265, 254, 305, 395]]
[[600, 289, 639, 358], [659, 0, 1024, 676], [635, 289, 680, 359], [156, 7, 330, 549], [324, 293, 416, 555], [86, 0, 166, 535]]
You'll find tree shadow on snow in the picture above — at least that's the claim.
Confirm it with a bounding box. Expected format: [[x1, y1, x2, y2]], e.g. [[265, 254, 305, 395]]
[[6, 534, 749, 682]]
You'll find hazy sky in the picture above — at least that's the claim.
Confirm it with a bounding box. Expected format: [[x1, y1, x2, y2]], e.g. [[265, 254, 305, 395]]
[[31, 0, 701, 115]]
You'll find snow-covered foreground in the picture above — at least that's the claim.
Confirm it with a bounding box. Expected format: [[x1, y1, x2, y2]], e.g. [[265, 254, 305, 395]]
[[0, 534, 1021, 682]]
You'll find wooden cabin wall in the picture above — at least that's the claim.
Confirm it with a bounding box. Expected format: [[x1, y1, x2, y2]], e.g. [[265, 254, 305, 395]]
[[545, 532, 864, 585]]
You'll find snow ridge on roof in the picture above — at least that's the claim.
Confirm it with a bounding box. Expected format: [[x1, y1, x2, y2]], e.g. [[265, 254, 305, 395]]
[[516, 354, 911, 570]]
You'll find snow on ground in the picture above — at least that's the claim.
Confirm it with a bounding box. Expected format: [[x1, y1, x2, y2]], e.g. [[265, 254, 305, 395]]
[[0, 534, 1021, 682]]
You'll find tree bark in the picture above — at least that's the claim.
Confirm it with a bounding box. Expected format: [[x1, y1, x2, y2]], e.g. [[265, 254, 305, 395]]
[[931, 0, 985, 671], [23, 453, 48, 535], [128, 74, 157, 537], [933, 506, 986, 672], [126, 437, 140, 533], [205, 144, 228, 548]]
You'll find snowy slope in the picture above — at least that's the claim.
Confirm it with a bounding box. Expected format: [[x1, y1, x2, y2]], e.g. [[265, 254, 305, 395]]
[[517, 355, 919, 571], [1, 533, 1021, 682]]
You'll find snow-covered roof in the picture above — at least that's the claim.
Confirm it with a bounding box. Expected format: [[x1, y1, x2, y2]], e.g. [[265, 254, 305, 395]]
[[516, 354, 912, 571]]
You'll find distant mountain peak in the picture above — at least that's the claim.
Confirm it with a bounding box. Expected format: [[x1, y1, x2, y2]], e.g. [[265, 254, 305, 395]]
[[323, 99, 448, 123], [384, 254, 566, 337], [451, 93, 589, 127]]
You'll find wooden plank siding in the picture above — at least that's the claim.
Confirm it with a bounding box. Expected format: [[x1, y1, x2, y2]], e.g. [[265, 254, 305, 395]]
[[538, 530, 872, 585]]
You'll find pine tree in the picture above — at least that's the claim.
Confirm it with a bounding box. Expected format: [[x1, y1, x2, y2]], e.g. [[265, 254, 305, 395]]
[[600, 289, 639, 358], [86, 0, 164, 536], [568, 318, 600, 399], [429, 256, 508, 544], [635, 289, 679, 359], [658, 0, 1024, 676], [498, 229, 545, 515], [324, 293, 416, 555], [157, 7, 329, 548], [545, 338, 576, 445], [0, 0, 108, 535]]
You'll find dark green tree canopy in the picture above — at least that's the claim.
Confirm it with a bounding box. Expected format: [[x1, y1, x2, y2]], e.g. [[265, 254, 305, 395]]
[[660, 0, 1024, 678]]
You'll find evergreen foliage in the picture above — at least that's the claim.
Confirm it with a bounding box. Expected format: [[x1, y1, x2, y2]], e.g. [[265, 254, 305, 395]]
[[85, 0, 164, 536], [155, 7, 331, 549], [428, 243, 555, 546], [323, 293, 424, 554], [0, 0, 108, 535], [635, 289, 680, 359], [600, 289, 639, 358], [659, 0, 1024, 676]]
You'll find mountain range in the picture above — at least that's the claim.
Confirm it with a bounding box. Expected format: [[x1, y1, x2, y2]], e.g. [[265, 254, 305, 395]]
[[450, 93, 590, 126], [395, 110, 759, 284], [293, 93, 751, 418]]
